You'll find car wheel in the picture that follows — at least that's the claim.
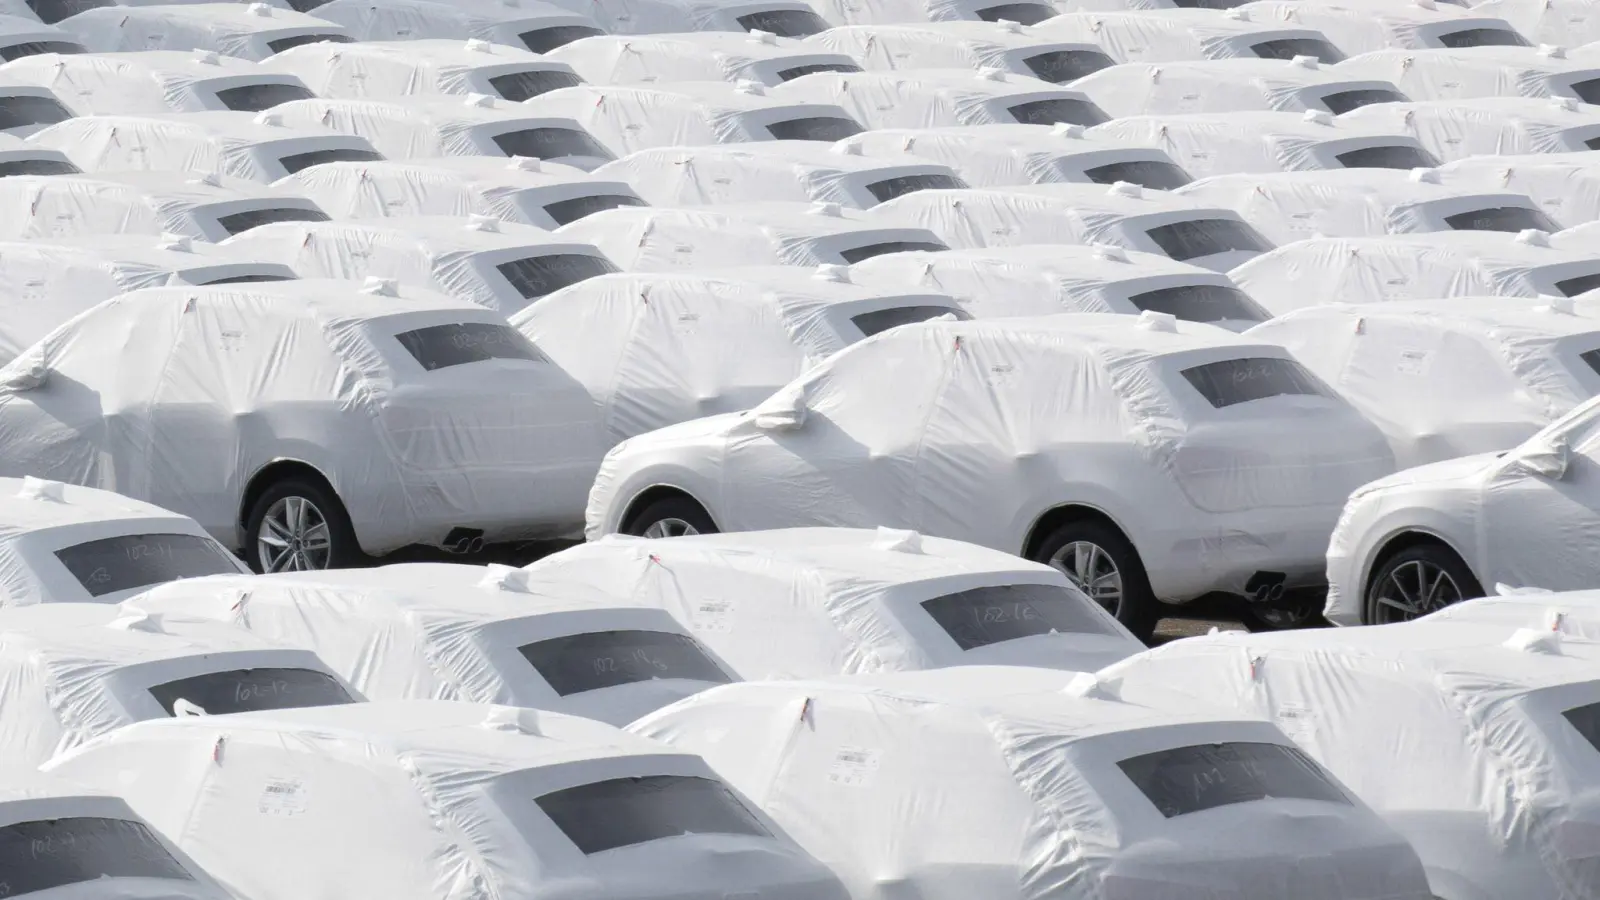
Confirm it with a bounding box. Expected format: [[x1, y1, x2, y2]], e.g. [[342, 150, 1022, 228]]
[[624, 495, 718, 539], [244, 476, 362, 573], [1034, 519, 1161, 642], [1364, 543, 1483, 625]]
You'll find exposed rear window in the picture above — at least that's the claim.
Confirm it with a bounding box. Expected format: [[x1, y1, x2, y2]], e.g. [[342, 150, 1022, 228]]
[[197, 272, 296, 285], [278, 147, 383, 175], [0, 94, 71, 130], [537, 775, 770, 854], [1585, 136, 1600, 152], [852, 304, 966, 336], [519, 25, 604, 53], [487, 68, 583, 102], [283, 0, 328, 8], [543, 192, 646, 226], [1581, 348, 1600, 377], [492, 127, 613, 162], [1572, 79, 1600, 106], [0, 157, 78, 176], [519, 630, 731, 696], [396, 322, 545, 370], [736, 8, 829, 36], [0, 818, 193, 894], [0, 40, 83, 62], [837, 240, 948, 264], [921, 582, 1120, 651], [265, 33, 353, 55], [148, 667, 355, 715], [1319, 87, 1406, 115], [974, 2, 1055, 24], [1335, 145, 1439, 170], [1443, 206, 1558, 233], [497, 254, 620, 300], [27, 0, 107, 23], [214, 81, 314, 111], [216, 206, 330, 236], [1436, 27, 1530, 48], [1565, 701, 1600, 752], [1022, 49, 1114, 84], [1128, 283, 1269, 325], [767, 116, 864, 141], [1251, 38, 1345, 64], [1145, 219, 1271, 261], [1119, 742, 1349, 818], [777, 62, 863, 81], [1556, 272, 1600, 298], [864, 172, 967, 203], [1008, 97, 1110, 126], [1083, 159, 1192, 190], [54, 533, 240, 598], [1181, 357, 1329, 409]]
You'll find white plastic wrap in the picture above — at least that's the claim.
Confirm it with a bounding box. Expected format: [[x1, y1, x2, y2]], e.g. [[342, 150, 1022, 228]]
[[1338, 97, 1600, 163], [306, 0, 585, 47], [0, 16, 82, 59], [838, 123, 1195, 188], [807, 21, 1116, 83], [56, 3, 353, 60], [1239, 0, 1533, 54], [1073, 57, 1410, 117], [1440, 152, 1600, 227], [769, 67, 1111, 128], [1336, 46, 1600, 104], [546, 31, 863, 87], [1481, 0, 1600, 48], [0, 49, 316, 115], [803, 0, 1057, 27], [261, 38, 582, 102], [1427, 589, 1600, 639], [512, 266, 963, 441], [1034, 9, 1348, 64], [0, 171, 328, 242], [0, 80, 72, 136], [630, 667, 1434, 900], [541, 0, 831, 37], [45, 699, 850, 900]]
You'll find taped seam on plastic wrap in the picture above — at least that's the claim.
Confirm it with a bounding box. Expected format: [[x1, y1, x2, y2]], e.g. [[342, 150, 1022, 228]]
[[904, 327, 966, 527], [754, 694, 814, 808]]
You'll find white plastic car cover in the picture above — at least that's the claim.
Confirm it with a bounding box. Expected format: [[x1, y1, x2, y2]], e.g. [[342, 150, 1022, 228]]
[[1239, 0, 1532, 54], [1033, 9, 1350, 64], [1089, 110, 1440, 179], [1099, 620, 1600, 900], [0, 16, 83, 62], [541, 0, 832, 37], [513, 266, 964, 440], [267, 94, 614, 169], [275, 156, 647, 228], [630, 666, 1434, 900], [838, 123, 1196, 189], [0, 49, 316, 115], [1249, 296, 1600, 466], [0, 601, 356, 765], [1176, 167, 1560, 244], [1337, 45, 1600, 104], [1554, 221, 1600, 258], [260, 38, 582, 102], [0, 279, 605, 554], [1072, 57, 1410, 117], [56, 3, 353, 61], [863, 182, 1275, 272], [808, 21, 1116, 83], [0, 130, 75, 174], [595, 141, 966, 208], [0, 171, 329, 241], [438, 0, 605, 53], [584, 315, 1395, 604], [1338, 96, 1600, 162], [1427, 590, 1600, 640], [1480, 0, 1600, 48], [803, 0, 1057, 27], [45, 699, 850, 900], [0, 232, 297, 363], [546, 31, 863, 87], [0, 78, 71, 135], [1440, 151, 1600, 227], [527, 529, 1146, 676], [126, 561, 741, 725], [222, 215, 619, 313], [306, 0, 586, 48], [1231, 230, 1600, 315], [556, 201, 950, 268], [29, 110, 386, 183], [849, 243, 1272, 329], [520, 81, 866, 158], [769, 67, 1112, 128]]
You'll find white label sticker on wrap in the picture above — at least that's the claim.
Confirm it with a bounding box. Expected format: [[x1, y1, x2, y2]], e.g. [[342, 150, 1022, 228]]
[[1275, 704, 1315, 743], [827, 746, 882, 787], [692, 599, 733, 633], [1395, 347, 1431, 376], [259, 779, 307, 816]]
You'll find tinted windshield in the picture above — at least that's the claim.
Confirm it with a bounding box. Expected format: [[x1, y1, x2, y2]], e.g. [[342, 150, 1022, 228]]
[[1565, 701, 1600, 752], [0, 157, 78, 176], [1557, 271, 1600, 297], [0, 94, 71, 130], [148, 667, 355, 715], [864, 172, 967, 203], [1586, 136, 1600, 151], [1145, 219, 1271, 261], [265, 33, 352, 54], [216, 206, 330, 236], [538, 775, 769, 854], [736, 8, 829, 36], [493, 127, 613, 161], [198, 273, 296, 285], [1128, 283, 1269, 325], [488, 69, 583, 102], [777, 62, 863, 81], [767, 116, 864, 141], [1083, 159, 1192, 190], [1319, 87, 1407, 115], [1182, 357, 1330, 408], [974, 2, 1055, 24], [852, 304, 967, 336], [519, 630, 731, 695], [278, 147, 383, 174], [838, 240, 948, 263], [497, 254, 619, 299], [1251, 38, 1345, 64], [0, 39, 83, 61], [0, 818, 193, 894], [1022, 49, 1114, 84], [1008, 97, 1109, 126], [27, 0, 106, 23], [1335, 145, 1439, 169], [921, 582, 1121, 651], [1119, 742, 1349, 818], [1443, 206, 1559, 233], [519, 25, 604, 53], [1581, 349, 1600, 378], [543, 192, 646, 226], [215, 81, 314, 111], [1437, 27, 1530, 48], [396, 322, 545, 370], [1572, 79, 1600, 105], [54, 533, 240, 598]]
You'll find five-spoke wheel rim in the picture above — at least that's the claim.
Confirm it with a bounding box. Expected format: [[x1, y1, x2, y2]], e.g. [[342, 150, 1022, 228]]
[[1049, 540, 1123, 615], [1372, 559, 1461, 623], [642, 517, 699, 539], [257, 496, 332, 572]]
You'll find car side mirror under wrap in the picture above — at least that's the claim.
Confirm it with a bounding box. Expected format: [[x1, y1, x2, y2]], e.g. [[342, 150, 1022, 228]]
[[751, 385, 807, 432], [1509, 435, 1570, 480]]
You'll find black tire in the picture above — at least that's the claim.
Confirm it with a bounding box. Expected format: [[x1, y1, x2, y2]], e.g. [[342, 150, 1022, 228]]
[[623, 495, 718, 539], [1032, 519, 1162, 643], [243, 476, 363, 574], [1364, 542, 1483, 625]]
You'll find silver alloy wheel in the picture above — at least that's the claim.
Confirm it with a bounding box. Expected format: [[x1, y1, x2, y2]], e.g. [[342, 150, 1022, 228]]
[[642, 517, 699, 539], [1049, 540, 1123, 614], [257, 495, 332, 572], [1372, 559, 1462, 622]]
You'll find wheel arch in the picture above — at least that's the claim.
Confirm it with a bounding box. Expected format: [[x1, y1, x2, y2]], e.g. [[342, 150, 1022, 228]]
[[618, 483, 718, 534], [1022, 502, 1137, 561], [1362, 527, 1476, 598], [235, 458, 341, 550]]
